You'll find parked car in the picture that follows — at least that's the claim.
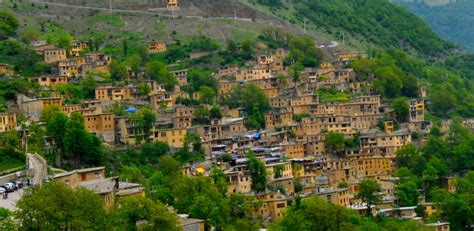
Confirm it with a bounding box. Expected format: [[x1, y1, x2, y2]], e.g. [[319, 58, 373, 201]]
[[2, 183, 16, 192], [0, 187, 5, 195], [15, 181, 24, 189]]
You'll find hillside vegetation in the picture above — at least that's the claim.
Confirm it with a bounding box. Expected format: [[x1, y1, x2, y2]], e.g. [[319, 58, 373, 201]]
[[247, 0, 454, 56], [395, 0, 474, 51]]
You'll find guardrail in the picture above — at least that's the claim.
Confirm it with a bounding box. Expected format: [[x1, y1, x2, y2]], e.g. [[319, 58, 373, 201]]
[[0, 166, 25, 177]]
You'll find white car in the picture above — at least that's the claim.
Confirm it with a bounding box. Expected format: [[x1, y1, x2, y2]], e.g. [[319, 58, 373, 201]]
[[0, 187, 5, 194], [2, 183, 15, 192]]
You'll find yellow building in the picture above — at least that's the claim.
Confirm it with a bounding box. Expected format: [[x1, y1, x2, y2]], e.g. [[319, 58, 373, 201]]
[[316, 188, 350, 207], [173, 105, 195, 129], [33, 76, 68, 88], [95, 85, 137, 101], [33, 41, 56, 54], [148, 41, 167, 54], [236, 67, 273, 81], [54, 166, 106, 188], [152, 128, 187, 148], [53, 167, 144, 208], [216, 65, 238, 78], [226, 169, 252, 194], [334, 51, 367, 61], [409, 98, 425, 122], [0, 112, 16, 133], [170, 69, 188, 86], [58, 58, 85, 77], [17, 95, 63, 120], [424, 222, 450, 231], [195, 118, 245, 142], [217, 80, 236, 95], [179, 216, 205, 231], [61, 104, 82, 115], [0, 63, 10, 74], [281, 143, 305, 159], [252, 192, 292, 221], [167, 0, 178, 8], [70, 40, 89, 57], [83, 113, 115, 143], [266, 162, 293, 181], [150, 93, 174, 109], [44, 49, 67, 63], [264, 111, 293, 130]]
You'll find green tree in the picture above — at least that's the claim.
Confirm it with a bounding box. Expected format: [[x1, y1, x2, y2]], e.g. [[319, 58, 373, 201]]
[[111, 196, 180, 231], [140, 141, 170, 164], [430, 89, 456, 116], [15, 182, 108, 230], [395, 144, 426, 176], [131, 108, 156, 143], [46, 111, 69, 165], [188, 68, 218, 92], [40, 105, 62, 122], [0, 207, 16, 230], [356, 179, 382, 216], [396, 180, 419, 207], [0, 11, 19, 39], [109, 61, 128, 82], [223, 83, 270, 128], [80, 75, 98, 99], [431, 188, 473, 231], [391, 97, 409, 123], [145, 61, 176, 92], [136, 82, 151, 98], [209, 105, 223, 119], [324, 131, 346, 155], [192, 107, 210, 125], [275, 196, 356, 231], [63, 114, 104, 168], [199, 86, 216, 105], [247, 151, 267, 192]]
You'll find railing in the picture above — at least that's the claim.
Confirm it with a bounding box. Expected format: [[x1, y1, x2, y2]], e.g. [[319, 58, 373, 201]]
[[0, 166, 25, 176]]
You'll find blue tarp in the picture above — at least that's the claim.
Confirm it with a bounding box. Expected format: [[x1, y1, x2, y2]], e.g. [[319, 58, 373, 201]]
[[125, 107, 137, 113]]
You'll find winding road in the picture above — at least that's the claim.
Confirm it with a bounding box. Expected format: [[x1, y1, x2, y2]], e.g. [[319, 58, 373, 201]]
[[27, 153, 48, 185]]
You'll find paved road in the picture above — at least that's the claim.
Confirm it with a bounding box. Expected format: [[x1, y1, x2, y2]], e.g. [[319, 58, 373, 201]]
[[0, 154, 47, 211], [0, 189, 25, 211], [27, 153, 47, 185]]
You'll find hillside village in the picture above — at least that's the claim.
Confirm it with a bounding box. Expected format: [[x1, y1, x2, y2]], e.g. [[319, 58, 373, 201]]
[[1, 0, 474, 230]]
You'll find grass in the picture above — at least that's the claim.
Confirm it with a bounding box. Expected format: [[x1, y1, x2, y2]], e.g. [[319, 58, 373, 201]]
[[0, 159, 24, 173], [86, 13, 126, 29], [315, 87, 350, 103], [230, 27, 259, 42]]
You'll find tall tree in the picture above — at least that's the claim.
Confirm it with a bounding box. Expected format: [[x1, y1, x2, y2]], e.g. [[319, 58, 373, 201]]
[[46, 111, 69, 165], [247, 151, 267, 192], [275, 196, 356, 231], [324, 131, 346, 155], [111, 196, 180, 231], [391, 97, 409, 123], [0, 11, 19, 39], [15, 182, 108, 230], [356, 179, 382, 216], [145, 61, 176, 92], [109, 61, 128, 82]]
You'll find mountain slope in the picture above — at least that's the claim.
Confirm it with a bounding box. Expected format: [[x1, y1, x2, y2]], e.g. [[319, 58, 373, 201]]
[[244, 0, 454, 56], [394, 0, 474, 51]]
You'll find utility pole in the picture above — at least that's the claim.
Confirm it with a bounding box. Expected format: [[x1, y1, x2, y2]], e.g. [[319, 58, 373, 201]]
[[109, 0, 112, 14]]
